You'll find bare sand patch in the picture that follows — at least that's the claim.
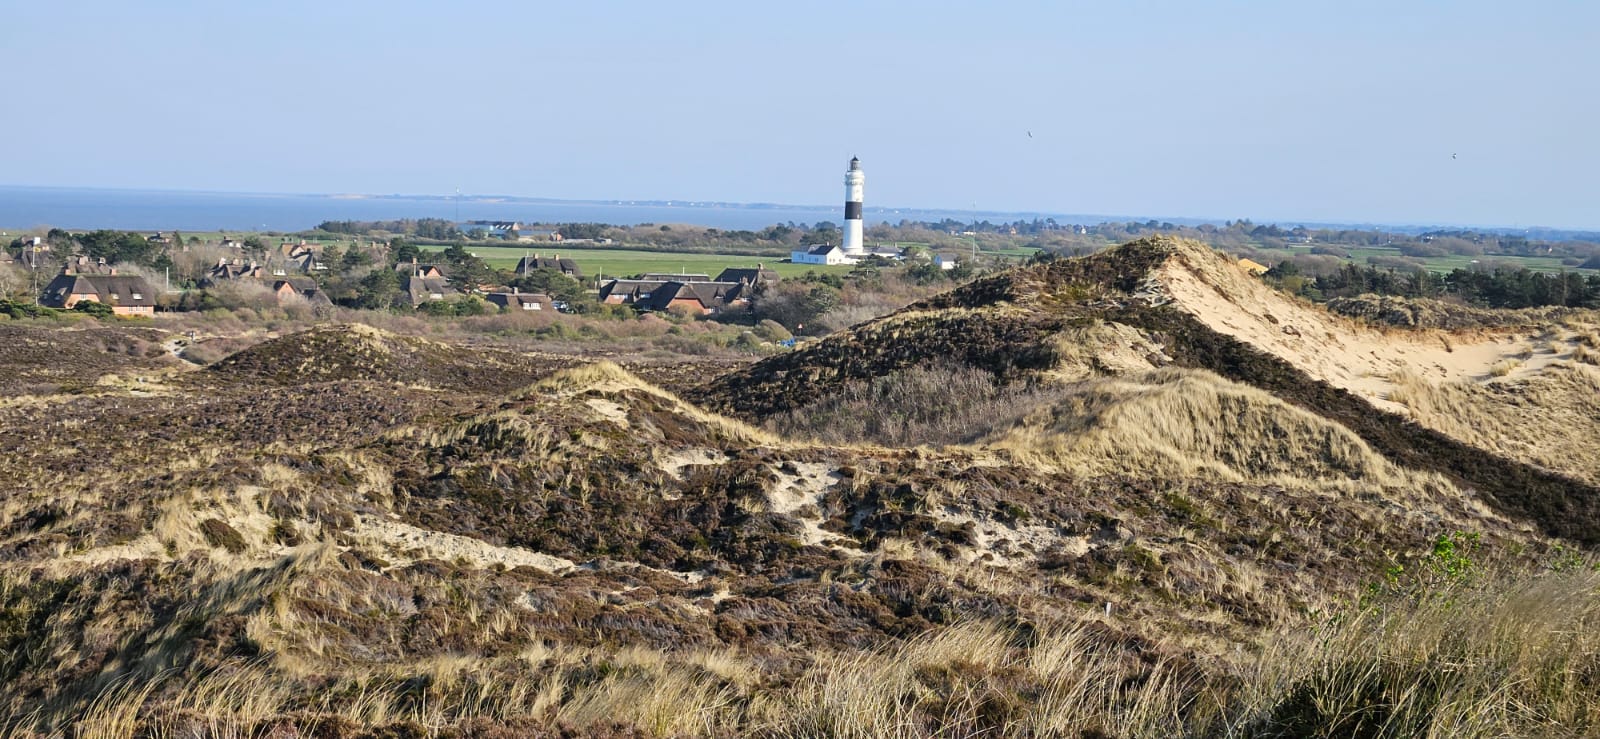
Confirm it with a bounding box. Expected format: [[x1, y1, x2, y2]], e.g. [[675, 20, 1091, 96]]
[[768, 461, 858, 551], [1152, 249, 1557, 411], [350, 515, 578, 574]]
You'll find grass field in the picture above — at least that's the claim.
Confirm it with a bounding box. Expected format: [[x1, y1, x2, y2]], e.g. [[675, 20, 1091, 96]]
[[422, 244, 853, 281], [1254, 244, 1597, 274]]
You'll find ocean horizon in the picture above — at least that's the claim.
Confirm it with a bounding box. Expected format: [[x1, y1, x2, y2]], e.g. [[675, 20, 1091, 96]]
[[0, 185, 1093, 234]]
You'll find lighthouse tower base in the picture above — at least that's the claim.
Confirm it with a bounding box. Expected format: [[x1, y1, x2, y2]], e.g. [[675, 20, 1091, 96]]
[[843, 220, 865, 257]]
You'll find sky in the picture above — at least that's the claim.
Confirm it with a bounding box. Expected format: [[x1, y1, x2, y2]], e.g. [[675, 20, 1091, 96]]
[[2, 1, 1596, 229]]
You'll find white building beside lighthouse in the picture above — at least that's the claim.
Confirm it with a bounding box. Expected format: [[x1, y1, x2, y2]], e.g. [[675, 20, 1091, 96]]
[[842, 156, 866, 257]]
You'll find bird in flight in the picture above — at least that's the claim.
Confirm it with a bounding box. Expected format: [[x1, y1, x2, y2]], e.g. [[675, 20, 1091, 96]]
[[1027, 131, 1033, 138], [1452, 153, 1457, 159]]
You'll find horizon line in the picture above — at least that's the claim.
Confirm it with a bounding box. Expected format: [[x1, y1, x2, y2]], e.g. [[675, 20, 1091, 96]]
[[0, 182, 1592, 236]]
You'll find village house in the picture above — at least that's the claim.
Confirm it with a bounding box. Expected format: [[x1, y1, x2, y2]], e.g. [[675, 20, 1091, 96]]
[[406, 274, 457, 307], [64, 256, 118, 275], [464, 221, 521, 238], [791, 243, 856, 266], [395, 259, 448, 279], [4, 237, 48, 268], [514, 229, 567, 244], [271, 277, 332, 306], [715, 265, 780, 287], [932, 254, 960, 271], [599, 278, 748, 315], [278, 242, 323, 273], [512, 253, 582, 279], [201, 258, 268, 286], [5, 249, 49, 271], [484, 291, 553, 312], [599, 279, 663, 305], [39, 271, 158, 316]]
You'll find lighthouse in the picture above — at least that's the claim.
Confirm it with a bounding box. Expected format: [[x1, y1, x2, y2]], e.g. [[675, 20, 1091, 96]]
[[842, 156, 866, 257]]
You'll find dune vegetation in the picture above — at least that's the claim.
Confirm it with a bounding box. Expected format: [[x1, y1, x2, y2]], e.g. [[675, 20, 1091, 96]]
[[2, 237, 1598, 737]]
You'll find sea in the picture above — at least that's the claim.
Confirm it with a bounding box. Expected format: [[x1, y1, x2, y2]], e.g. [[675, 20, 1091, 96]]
[[0, 186, 1081, 234]]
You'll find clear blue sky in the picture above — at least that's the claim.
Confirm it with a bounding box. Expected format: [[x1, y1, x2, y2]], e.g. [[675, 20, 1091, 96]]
[[3, 1, 1596, 228]]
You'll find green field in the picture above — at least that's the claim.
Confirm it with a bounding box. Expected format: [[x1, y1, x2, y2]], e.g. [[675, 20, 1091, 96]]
[[421, 245, 858, 281], [1253, 245, 1597, 275]]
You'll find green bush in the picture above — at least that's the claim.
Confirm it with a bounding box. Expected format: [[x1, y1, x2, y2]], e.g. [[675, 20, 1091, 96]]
[[71, 301, 114, 319], [0, 301, 59, 320]]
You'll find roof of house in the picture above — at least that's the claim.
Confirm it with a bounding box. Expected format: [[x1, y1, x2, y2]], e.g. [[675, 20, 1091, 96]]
[[485, 291, 553, 308], [639, 272, 711, 282], [206, 258, 267, 282], [394, 262, 447, 277], [634, 280, 746, 312], [598, 279, 667, 302], [715, 266, 779, 285], [8, 247, 50, 270], [40, 274, 157, 308], [273, 277, 319, 291], [407, 275, 457, 306], [65, 256, 117, 275], [513, 255, 582, 278], [803, 244, 841, 256], [273, 278, 332, 305]]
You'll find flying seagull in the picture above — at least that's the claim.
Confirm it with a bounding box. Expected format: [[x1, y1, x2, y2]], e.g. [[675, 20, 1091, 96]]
[[1452, 153, 1457, 159], [1027, 130, 1033, 138]]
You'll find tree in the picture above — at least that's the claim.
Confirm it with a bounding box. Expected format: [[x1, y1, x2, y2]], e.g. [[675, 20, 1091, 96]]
[[752, 282, 840, 333], [320, 244, 345, 273], [355, 268, 405, 310], [342, 247, 372, 271], [391, 239, 420, 265], [437, 243, 495, 290], [507, 269, 592, 311]]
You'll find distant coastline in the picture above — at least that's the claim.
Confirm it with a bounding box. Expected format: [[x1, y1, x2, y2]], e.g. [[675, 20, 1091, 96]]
[[0, 185, 1086, 234], [0, 185, 1592, 240]]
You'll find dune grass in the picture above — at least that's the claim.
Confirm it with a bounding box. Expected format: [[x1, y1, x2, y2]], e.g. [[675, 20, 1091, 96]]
[[10, 562, 1599, 738]]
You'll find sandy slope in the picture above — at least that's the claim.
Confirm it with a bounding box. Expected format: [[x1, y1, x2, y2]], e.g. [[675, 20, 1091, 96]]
[[1151, 246, 1583, 411]]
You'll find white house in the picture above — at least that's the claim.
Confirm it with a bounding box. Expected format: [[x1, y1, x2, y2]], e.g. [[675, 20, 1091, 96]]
[[933, 254, 960, 271], [791, 243, 857, 266]]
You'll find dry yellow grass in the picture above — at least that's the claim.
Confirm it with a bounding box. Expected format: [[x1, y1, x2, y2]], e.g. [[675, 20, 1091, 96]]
[[525, 361, 781, 447], [1388, 363, 1600, 484], [32, 563, 1600, 737], [989, 367, 1435, 490]]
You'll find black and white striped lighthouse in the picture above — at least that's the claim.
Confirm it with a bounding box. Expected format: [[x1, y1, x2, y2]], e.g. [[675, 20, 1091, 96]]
[[842, 156, 866, 257]]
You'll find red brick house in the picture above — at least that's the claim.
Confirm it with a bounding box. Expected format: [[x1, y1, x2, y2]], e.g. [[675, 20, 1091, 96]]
[[39, 272, 158, 316]]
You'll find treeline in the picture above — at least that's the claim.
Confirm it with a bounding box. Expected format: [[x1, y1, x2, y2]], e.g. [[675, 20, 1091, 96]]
[[315, 218, 460, 240], [11, 229, 173, 269], [1267, 261, 1600, 309]]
